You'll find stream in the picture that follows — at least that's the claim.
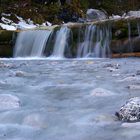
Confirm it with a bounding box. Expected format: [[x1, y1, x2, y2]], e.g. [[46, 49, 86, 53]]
[[0, 58, 139, 140]]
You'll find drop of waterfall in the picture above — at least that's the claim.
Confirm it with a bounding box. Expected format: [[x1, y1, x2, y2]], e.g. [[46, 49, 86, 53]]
[[14, 30, 52, 57], [137, 22, 140, 36], [77, 24, 112, 58], [51, 27, 71, 58], [127, 22, 133, 52]]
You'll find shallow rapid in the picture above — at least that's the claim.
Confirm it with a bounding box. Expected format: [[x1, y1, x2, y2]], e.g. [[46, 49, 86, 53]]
[[0, 58, 139, 140]]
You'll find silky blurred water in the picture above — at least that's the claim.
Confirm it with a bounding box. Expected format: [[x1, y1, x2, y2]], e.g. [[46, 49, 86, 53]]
[[0, 58, 139, 140]]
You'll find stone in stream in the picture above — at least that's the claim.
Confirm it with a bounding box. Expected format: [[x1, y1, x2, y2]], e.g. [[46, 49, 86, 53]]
[[127, 85, 140, 90], [0, 94, 20, 110], [116, 97, 140, 122], [15, 71, 26, 77], [136, 70, 140, 75], [90, 88, 114, 97], [23, 114, 47, 129]]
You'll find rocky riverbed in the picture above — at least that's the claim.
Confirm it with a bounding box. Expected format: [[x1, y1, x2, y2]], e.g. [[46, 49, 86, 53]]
[[0, 58, 139, 140]]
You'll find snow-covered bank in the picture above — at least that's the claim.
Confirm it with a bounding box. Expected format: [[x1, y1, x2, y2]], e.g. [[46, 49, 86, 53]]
[[0, 14, 53, 31]]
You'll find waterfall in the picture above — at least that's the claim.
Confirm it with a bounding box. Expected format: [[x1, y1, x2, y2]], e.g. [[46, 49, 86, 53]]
[[14, 30, 52, 57], [51, 27, 71, 58], [77, 24, 112, 58], [127, 22, 133, 52], [137, 22, 140, 36]]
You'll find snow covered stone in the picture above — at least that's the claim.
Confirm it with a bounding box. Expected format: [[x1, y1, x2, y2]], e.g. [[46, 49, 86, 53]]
[[0, 23, 16, 31], [86, 9, 107, 22], [127, 11, 140, 17], [116, 97, 140, 122]]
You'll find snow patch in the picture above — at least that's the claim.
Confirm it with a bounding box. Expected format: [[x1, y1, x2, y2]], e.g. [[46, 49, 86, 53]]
[[17, 21, 36, 30], [0, 23, 16, 31]]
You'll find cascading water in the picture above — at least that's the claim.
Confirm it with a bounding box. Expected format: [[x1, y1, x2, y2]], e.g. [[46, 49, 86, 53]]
[[14, 30, 52, 57], [77, 24, 112, 58], [137, 22, 140, 36], [51, 27, 71, 58], [77, 25, 96, 58], [127, 22, 133, 52]]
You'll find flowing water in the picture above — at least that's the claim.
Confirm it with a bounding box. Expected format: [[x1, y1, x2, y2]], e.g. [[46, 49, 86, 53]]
[[14, 30, 52, 57], [0, 58, 140, 140], [127, 22, 133, 52], [51, 27, 71, 58], [14, 24, 112, 59], [137, 22, 140, 36], [77, 24, 111, 58]]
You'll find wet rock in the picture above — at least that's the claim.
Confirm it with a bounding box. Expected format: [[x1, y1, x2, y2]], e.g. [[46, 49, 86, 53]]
[[15, 71, 25, 77], [116, 97, 140, 122], [103, 63, 120, 69], [86, 9, 107, 22], [0, 94, 20, 110], [0, 62, 15, 69], [119, 76, 139, 82], [90, 88, 114, 97], [103, 63, 120, 72], [106, 67, 118, 72], [23, 114, 47, 129], [127, 85, 140, 90], [136, 70, 140, 75]]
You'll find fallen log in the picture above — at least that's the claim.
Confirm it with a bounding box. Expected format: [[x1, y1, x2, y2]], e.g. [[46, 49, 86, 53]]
[[112, 52, 140, 58]]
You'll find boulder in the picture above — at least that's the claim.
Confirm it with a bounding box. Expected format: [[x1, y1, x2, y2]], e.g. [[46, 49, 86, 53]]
[[86, 9, 107, 22], [116, 97, 140, 122]]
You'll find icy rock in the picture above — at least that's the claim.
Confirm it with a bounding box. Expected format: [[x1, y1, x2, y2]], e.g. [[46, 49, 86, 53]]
[[0, 94, 20, 110], [1, 17, 13, 24], [23, 114, 47, 129], [110, 15, 122, 19], [116, 97, 140, 122], [86, 9, 107, 22], [127, 11, 140, 17], [46, 21, 52, 26]]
